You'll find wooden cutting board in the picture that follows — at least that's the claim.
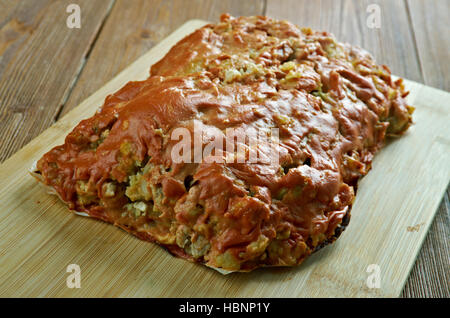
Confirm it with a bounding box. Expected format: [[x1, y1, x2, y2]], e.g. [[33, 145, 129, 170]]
[[0, 20, 448, 298]]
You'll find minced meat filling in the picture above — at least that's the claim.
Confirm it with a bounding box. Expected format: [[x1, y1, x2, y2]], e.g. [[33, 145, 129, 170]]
[[36, 14, 413, 272]]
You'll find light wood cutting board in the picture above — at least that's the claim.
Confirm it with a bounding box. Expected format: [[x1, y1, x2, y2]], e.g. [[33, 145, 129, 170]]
[[0, 20, 448, 298]]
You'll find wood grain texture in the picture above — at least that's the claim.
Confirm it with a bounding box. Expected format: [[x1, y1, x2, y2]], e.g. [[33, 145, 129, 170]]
[[407, 0, 450, 91], [266, 0, 423, 82], [0, 0, 114, 162], [59, 0, 265, 117], [0, 21, 448, 297], [401, 189, 450, 298], [267, 0, 449, 298], [0, 0, 448, 297], [403, 0, 450, 298]]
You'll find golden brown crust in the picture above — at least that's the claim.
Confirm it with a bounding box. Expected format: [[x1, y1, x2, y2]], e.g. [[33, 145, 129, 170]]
[[34, 14, 413, 272]]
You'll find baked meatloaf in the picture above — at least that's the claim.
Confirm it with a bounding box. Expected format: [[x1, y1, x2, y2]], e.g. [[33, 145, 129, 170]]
[[33, 14, 413, 272]]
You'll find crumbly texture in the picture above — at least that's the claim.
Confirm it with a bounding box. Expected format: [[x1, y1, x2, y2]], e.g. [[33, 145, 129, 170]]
[[35, 14, 413, 272]]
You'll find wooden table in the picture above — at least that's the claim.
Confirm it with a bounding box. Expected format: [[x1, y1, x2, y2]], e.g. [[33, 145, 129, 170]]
[[0, 0, 448, 297]]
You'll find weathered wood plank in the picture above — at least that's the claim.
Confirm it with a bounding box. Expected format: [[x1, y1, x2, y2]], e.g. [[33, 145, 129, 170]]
[[0, 0, 446, 297], [401, 0, 450, 298], [266, 0, 448, 298], [59, 0, 265, 116], [401, 189, 450, 298], [407, 0, 450, 91], [0, 0, 115, 162], [266, 0, 423, 82]]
